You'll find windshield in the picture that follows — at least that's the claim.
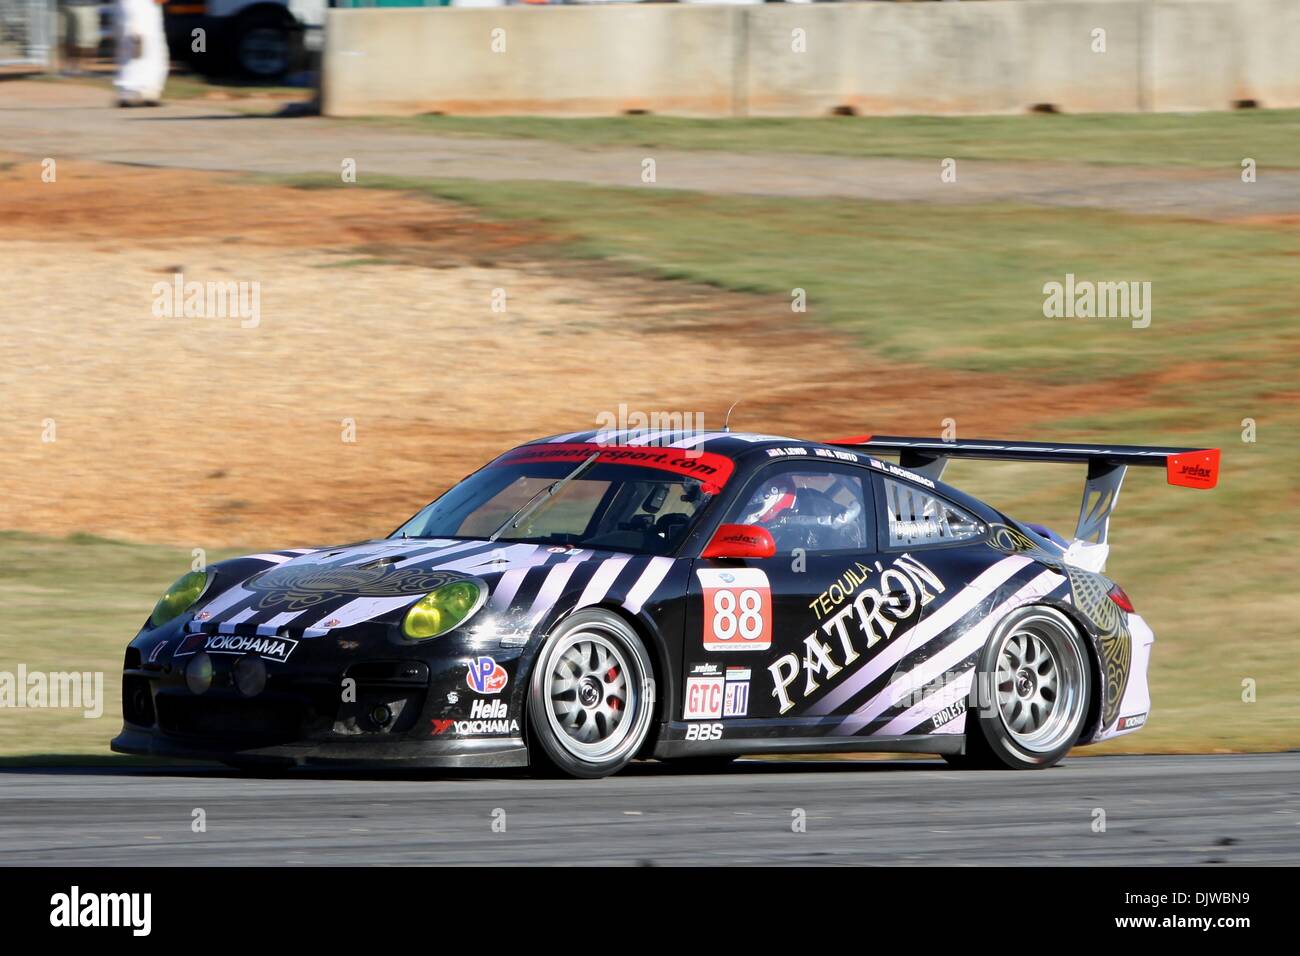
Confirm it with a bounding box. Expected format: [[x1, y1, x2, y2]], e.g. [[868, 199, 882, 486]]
[[392, 444, 735, 556]]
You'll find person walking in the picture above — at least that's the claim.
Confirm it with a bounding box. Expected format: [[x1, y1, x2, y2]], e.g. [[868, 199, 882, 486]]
[[114, 0, 169, 106]]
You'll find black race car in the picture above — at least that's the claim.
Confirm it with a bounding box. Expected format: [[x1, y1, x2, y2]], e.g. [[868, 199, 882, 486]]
[[113, 429, 1219, 777]]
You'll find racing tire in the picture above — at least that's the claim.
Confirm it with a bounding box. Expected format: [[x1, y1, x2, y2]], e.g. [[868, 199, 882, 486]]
[[960, 605, 1091, 770], [527, 609, 656, 779]]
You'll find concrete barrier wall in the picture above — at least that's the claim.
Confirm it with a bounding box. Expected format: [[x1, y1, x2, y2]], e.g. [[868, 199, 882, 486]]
[[322, 0, 1300, 117], [1233, 0, 1300, 107], [323, 6, 743, 116]]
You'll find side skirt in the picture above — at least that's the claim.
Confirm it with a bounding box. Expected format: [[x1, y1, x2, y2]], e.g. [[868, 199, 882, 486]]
[[654, 730, 964, 760]]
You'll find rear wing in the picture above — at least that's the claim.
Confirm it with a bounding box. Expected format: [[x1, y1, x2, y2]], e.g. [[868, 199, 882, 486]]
[[827, 434, 1220, 570]]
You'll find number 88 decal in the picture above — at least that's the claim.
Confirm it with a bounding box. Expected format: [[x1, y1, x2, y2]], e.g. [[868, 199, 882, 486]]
[[697, 568, 773, 651]]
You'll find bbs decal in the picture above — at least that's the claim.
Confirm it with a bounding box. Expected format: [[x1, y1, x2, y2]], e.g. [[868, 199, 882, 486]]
[[697, 567, 772, 652], [685, 722, 724, 741]]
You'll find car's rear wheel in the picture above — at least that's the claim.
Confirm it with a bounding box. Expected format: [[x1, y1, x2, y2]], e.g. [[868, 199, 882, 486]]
[[527, 609, 655, 779], [960, 605, 1091, 770]]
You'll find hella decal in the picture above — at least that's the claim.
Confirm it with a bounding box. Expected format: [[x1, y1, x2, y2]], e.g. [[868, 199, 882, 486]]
[[431, 698, 520, 736]]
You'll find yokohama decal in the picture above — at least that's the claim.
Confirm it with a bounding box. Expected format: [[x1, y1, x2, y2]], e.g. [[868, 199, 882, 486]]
[[697, 568, 772, 652]]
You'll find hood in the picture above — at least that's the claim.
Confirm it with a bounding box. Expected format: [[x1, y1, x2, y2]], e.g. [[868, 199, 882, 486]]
[[192, 537, 673, 641]]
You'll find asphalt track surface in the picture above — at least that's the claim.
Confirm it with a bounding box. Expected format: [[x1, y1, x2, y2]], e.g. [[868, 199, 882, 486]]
[[1, 753, 1297, 865]]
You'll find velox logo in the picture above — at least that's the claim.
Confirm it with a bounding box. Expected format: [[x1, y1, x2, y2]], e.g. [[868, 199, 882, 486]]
[[204, 634, 297, 663], [50, 886, 151, 936]]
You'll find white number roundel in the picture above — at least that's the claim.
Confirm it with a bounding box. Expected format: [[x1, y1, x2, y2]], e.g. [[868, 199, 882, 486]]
[[699, 569, 772, 652]]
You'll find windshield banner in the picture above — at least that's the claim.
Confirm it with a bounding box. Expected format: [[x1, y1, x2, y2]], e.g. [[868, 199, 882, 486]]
[[495, 442, 735, 493]]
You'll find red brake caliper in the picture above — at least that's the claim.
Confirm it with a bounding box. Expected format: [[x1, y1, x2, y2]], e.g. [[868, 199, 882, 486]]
[[606, 666, 621, 710]]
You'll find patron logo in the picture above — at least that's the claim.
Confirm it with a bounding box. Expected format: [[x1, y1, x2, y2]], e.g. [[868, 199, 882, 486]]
[[770, 554, 945, 714], [50, 886, 151, 936], [466, 656, 508, 695], [175, 633, 297, 663]]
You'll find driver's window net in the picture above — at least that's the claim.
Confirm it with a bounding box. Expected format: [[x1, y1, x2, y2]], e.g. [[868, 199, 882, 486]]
[[883, 478, 984, 548]]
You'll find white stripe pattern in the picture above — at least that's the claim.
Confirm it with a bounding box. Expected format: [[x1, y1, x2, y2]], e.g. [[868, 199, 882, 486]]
[[575, 556, 631, 609], [622, 556, 675, 615], [809, 555, 1032, 717], [859, 568, 1066, 737], [523, 554, 592, 627], [195, 585, 257, 621]]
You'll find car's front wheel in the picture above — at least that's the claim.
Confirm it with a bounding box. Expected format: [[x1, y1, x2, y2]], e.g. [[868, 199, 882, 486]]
[[959, 605, 1092, 770], [526, 609, 656, 779]]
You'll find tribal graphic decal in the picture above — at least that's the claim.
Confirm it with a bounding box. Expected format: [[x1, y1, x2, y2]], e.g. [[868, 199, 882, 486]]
[[1066, 565, 1131, 730], [986, 523, 1062, 567], [244, 564, 466, 612]]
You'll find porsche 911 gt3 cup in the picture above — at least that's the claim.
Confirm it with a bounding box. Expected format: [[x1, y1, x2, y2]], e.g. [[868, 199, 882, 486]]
[[113, 429, 1219, 777]]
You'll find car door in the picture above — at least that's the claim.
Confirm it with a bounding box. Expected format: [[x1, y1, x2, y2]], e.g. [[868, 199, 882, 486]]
[[681, 458, 944, 741]]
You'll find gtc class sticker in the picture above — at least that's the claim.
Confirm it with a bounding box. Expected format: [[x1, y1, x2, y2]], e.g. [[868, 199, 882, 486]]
[[684, 665, 752, 718], [697, 568, 772, 652], [684, 675, 724, 719]]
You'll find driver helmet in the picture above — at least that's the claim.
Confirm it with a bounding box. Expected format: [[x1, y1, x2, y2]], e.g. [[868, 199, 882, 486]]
[[745, 476, 798, 525]]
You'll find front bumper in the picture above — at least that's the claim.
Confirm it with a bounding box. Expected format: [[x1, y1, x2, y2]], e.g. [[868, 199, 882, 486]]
[[111, 725, 527, 769], [113, 619, 532, 768]]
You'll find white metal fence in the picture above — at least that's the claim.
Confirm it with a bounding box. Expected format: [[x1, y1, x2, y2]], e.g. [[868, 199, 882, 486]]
[[0, 0, 54, 68]]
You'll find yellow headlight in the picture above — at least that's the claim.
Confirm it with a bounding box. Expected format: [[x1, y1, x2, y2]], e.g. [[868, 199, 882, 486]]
[[149, 570, 211, 629], [402, 580, 485, 640]]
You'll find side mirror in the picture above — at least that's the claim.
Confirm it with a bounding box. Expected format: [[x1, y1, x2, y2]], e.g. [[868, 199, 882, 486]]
[[701, 524, 776, 560]]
